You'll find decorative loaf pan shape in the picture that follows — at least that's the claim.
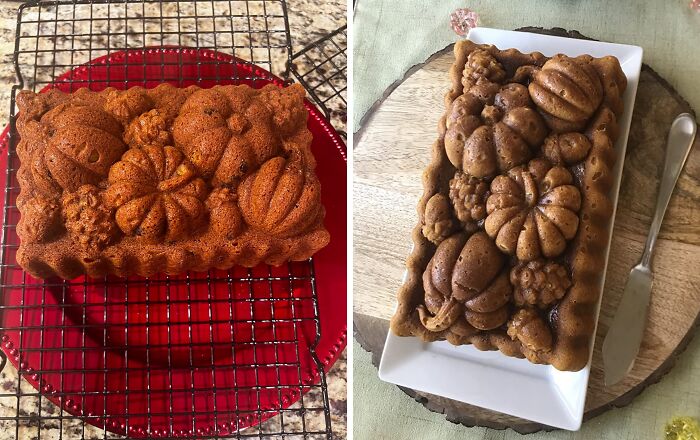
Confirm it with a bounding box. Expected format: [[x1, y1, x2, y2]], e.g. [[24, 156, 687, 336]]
[[390, 39, 627, 371], [15, 83, 329, 279]]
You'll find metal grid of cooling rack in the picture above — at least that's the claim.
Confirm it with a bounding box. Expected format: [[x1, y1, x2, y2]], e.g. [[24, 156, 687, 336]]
[[0, 1, 340, 439], [288, 25, 347, 138]]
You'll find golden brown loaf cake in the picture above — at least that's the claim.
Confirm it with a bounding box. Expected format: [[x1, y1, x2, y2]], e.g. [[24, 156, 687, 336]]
[[390, 40, 627, 371], [15, 83, 330, 279]]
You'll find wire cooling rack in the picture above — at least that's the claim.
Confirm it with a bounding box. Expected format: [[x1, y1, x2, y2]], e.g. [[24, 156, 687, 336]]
[[0, 1, 346, 439], [288, 25, 347, 138]]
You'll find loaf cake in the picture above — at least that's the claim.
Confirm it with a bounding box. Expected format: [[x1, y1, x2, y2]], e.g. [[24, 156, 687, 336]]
[[390, 40, 627, 371], [15, 83, 330, 279]]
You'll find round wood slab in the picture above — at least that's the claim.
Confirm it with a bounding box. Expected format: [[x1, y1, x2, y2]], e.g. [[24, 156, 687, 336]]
[[353, 28, 700, 433]]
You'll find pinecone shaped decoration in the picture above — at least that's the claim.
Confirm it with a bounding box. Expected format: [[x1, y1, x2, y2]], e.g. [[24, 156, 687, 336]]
[[448, 171, 488, 228], [510, 259, 572, 308]]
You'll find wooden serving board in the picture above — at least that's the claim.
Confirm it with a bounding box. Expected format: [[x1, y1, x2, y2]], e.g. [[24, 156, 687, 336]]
[[353, 28, 700, 433]]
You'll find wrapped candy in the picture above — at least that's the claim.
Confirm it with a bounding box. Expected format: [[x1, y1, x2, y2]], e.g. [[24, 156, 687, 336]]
[[450, 8, 479, 36], [665, 416, 700, 440]]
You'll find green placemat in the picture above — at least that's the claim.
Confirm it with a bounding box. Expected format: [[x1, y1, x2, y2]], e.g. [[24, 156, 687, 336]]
[[353, 0, 700, 133], [354, 338, 700, 439]]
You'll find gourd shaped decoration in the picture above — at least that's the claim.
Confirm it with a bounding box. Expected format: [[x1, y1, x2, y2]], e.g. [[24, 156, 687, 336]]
[[541, 132, 592, 165], [484, 158, 581, 261], [422, 193, 456, 245], [507, 307, 554, 355], [582, 55, 627, 116], [238, 152, 323, 238], [527, 54, 604, 132], [205, 187, 245, 240], [172, 86, 288, 187], [33, 103, 126, 196], [418, 232, 512, 332], [444, 82, 548, 178], [104, 144, 207, 243]]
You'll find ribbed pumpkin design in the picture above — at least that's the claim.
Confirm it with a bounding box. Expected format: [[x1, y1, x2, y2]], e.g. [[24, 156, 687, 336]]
[[35, 103, 126, 195], [104, 145, 207, 242], [238, 154, 323, 238], [528, 54, 603, 132], [445, 83, 548, 178], [419, 232, 512, 332], [172, 87, 280, 186], [484, 158, 581, 261]]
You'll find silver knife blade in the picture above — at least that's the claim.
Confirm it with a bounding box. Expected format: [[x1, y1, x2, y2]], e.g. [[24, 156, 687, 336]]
[[602, 264, 652, 386], [602, 113, 696, 387]]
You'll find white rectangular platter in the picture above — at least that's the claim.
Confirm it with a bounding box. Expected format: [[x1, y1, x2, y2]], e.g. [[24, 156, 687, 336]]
[[378, 27, 643, 431]]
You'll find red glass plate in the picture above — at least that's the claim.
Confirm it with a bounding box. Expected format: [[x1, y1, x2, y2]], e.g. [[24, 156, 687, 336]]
[[0, 47, 347, 438]]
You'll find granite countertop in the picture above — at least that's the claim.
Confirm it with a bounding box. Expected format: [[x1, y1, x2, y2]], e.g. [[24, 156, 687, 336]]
[[0, 1, 346, 439]]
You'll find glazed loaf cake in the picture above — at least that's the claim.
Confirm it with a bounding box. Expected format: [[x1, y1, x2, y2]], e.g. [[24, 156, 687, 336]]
[[390, 40, 627, 371], [15, 83, 330, 279]]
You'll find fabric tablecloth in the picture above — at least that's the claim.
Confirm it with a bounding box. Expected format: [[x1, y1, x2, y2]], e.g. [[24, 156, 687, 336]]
[[355, 338, 700, 439], [353, 0, 700, 438], [353, 0, 700, 133]]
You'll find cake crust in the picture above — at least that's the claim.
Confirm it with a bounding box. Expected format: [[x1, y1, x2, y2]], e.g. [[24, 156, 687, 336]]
[[389, 40, 626, 371], [15, 83, 330, 279]]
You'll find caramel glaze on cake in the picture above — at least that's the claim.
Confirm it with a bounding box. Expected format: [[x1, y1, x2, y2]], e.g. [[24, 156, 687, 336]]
[[390, 40, 627, 371], [15, 83, 330, 279]]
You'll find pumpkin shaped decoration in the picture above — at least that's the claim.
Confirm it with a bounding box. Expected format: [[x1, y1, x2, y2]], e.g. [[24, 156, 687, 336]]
[[172, 87, 280, 187], [238, 153, 323, 238], [418, 232, 512, 332], [32, 103, 127, 196], [484, 158, 581, 261], [528, 54, 604, 132], [103, 145, 207, 243], [445, 83, 548, 178], [443, 93, 482, 168]]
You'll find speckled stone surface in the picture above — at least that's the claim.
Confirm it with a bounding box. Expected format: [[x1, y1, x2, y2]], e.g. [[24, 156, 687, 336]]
[[0, 1, 346, 438]]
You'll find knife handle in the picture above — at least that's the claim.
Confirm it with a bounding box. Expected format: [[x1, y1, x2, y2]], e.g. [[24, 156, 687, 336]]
[[641, 113, 697, 268]]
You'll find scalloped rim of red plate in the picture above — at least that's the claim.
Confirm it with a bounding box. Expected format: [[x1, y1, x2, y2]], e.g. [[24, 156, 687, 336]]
[[0, 46, 347, 438]]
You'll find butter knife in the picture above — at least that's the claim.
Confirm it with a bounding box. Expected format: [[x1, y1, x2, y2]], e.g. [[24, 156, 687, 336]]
[[602, 113, 697, 387]]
